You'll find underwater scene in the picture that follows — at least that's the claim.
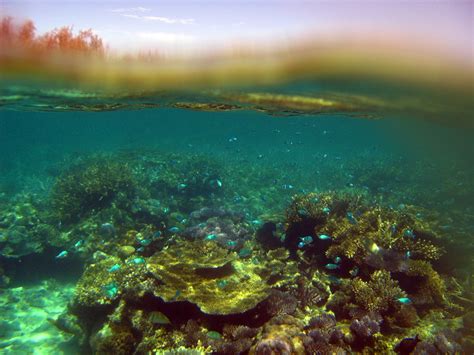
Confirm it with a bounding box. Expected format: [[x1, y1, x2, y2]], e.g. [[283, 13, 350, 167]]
[[1, 2, 474, 354]]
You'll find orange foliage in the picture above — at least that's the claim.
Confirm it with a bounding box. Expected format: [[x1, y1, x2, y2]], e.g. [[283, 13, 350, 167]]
[[0, 16, 105, 56]]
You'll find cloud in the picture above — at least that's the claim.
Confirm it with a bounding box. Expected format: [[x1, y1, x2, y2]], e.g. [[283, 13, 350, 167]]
[[111, 7, 150, 13], [122, 14, 195, 25], [137, 31, 195, 43]]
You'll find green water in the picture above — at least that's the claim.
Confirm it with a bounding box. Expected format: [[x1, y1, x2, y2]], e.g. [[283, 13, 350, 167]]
[[0, 81, 473, 353]]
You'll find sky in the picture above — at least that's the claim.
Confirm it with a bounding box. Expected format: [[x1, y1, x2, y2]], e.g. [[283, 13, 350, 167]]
[[2, 0, 473, 58]]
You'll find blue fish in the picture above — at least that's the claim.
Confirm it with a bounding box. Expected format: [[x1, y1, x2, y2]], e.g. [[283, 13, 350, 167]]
[[300, 236, 313, 244], [297, 209, 310, 217], [205, 234, 217, 240], [216, 279, 228, 289], [55, 250, 68, 259], [251, 219, 263, 226], [349, 266, 359, 277], [328, 275, 342, 284], [153, 231, 162, 239], [397, 297, 412, 304], [404, 229, 415, 238], [103, 282, 119, 298], [297, 241, 306, 248], [325, 263, 340, 270], [74, 240, 83, 248], [100, 223, 116, 237], [168, 226, 180, 233], [139, 239, 152, 246], [322, 207, 331, 214], [346, 212, 357, 225], [318, 234, 331, 240], [130, 257, 145, 265], [334, 256, 341, 263], [227, 240, 237, 248], [238, 248, 252, 258], [108, 264, 121, 272]]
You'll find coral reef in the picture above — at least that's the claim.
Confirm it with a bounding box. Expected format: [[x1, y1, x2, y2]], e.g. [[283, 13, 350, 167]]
[[146, 240, 274, 314], [1, 150, 472, 354], [350, 270, 406, 313], [51, 156, 139, 223]]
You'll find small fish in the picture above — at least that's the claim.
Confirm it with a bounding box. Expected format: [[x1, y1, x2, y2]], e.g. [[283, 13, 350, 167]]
[[74, 240, 83, 248], [300, 236, 313, 244], [108, 264, 121, 272], [130, 257, 145, 265], [153, 231, 162, 239], [149, 311, 171, 325], [334, 256, 341, 263], [328, 275, 342, 284], [394, 335, 420, 354], [298, 209, 310, 217], [162, 207, 170, 214], [171, 290, 181, 301], [404, 229, 415, 238], [139, 239, 152, 246], [168, 226, 180, 233], [251, 219, 263, 226], [297, 241, 306, 248], [227, 240, 237, 248], [238, 248, 252, 258], [349, 266, 359, 277], [282, 184, 294, 190], [102, 282, 119, 298], [228, 137, 238, 142], [406, 251, 411, 258], [100, 223, 116, 237], [205, 233, 217, 240], [177, 183, 187, 190], [318, 234, 331, 240], [55, 250, 68, 259], [207, 330, 222, 340], [370, 242, 381, 253], [325, 263, 340, 270], [346, 212, 357, 225], [397, 297, 412, 304], [216, 279, 228, 289], [322, 207, 331, 214]]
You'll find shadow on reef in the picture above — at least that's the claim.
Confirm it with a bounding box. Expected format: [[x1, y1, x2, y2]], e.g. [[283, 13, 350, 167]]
[[1, 245, 84, 286]]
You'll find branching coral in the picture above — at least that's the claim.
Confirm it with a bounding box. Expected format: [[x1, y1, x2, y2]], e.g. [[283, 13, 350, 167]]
[[404, 259, 447, 306], [51, 156, 138, 223], [351, 270, 406, 313]]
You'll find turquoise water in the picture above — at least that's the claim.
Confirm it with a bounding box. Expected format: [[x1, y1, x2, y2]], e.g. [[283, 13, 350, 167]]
[[0, 87, 473, 353]]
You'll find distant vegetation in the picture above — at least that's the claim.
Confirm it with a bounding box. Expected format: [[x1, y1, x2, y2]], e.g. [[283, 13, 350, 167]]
[[0, 17, 105, 56]]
